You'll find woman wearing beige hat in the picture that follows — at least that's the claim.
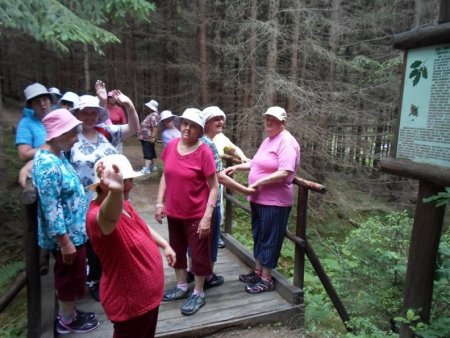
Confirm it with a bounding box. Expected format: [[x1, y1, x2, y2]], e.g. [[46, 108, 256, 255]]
[[224, 106, 301, 294], [32, 109, 99, 334]]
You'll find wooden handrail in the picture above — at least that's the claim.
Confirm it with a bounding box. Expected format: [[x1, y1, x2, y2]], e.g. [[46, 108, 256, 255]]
[[223, 174, 351, 331]]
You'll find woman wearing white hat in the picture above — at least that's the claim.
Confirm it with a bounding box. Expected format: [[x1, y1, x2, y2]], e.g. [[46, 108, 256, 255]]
[[138, 99, 160, 174], [16, 83, 53, 161], [224, 106, 300, 294], [155, 108, 219, 316], [69, 89, 139, 301], [160, 110, 181, 147], [86, 154, 175, 337]]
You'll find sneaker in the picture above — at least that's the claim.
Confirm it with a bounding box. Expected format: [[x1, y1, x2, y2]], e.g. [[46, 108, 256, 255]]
[[89, 283, 100, 302], [218, 237, 225, 248], [186, 271, 195, 283], [180, 293, 206, 316], [57, 309, 96, 322], [162, 286, 189, 301], [239, 271, 260, 284], [245, 278, 275, 294], [55, 320, 70, 334], [57, 315, 99, 334], [204, 274, 224, 290], [150, 165, 158, 172], [139, 167, 151, 175]]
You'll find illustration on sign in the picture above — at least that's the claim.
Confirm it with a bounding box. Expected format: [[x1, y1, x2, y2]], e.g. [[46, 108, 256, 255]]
[[396, 44, 450, 169]]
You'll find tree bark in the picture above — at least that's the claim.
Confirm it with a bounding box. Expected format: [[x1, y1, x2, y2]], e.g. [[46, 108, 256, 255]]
[[286, 0, 301, 113], [265, 0, 279, 107], [197, 0, 208, 106]]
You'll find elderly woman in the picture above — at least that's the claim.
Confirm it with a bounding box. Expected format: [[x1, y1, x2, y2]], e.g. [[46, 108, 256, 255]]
[[70, 87, 139, 301], [32, 109, 99, 333], [160, 110, 181, 147], [155, 108, 219, 316], [16, 83, 53, 161], [224, 106, 300, 294], [86, 154, 175, 338], [193, 106, 255, 289]]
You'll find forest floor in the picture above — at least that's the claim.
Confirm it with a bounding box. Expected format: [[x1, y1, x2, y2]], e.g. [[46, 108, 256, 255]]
[[0, 99, 305, 337]]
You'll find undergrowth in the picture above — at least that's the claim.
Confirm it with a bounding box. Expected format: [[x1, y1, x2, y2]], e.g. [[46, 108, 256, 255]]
[[228, 170, 450, 338]]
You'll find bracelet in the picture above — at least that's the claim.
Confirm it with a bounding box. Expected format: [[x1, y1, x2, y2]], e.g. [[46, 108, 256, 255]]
[[156, 203, 164, 208]]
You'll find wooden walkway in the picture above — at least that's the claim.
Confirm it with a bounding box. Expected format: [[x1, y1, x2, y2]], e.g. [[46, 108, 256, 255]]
[[53, 211, 302, 337]]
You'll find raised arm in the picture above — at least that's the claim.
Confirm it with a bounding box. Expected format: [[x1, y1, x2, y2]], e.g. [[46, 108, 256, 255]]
[[95, 80, 107, 108], [112, 90, 139, 139], [96, 163, 124, 235]]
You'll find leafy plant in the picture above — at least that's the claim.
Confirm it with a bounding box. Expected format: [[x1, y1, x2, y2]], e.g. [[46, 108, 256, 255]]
[[409, 60, 428, 86], [423, 187, 450, 207]]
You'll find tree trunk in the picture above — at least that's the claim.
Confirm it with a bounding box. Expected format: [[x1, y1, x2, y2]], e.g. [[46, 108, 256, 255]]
[[83, 44, 90, 92], [265, 0, 279, 107], [197, 0, 208, 106], [286, 0, 301, 113], [244, 0, 257, 110]]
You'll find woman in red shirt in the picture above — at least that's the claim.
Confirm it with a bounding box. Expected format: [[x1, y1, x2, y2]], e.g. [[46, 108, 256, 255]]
[[155, 108, 219, 316]]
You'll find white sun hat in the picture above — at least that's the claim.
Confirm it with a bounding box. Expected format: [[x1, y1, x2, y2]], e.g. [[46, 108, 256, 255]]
[[59, 91, 79, 105], [159, 110, 175, 122], [71, 95, 109, 124], [201, 106, 226, 123], [86, 154, 150, 191], [24, 83, 52, 104], [145, 99, 159, 112], [263, 106, 287, 121]]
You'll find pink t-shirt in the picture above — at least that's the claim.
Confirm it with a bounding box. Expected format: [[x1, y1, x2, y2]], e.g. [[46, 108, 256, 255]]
[[161, 138, 216, 219], [86, 200, 164, 322], [248, 130, 300, 207], [107, 105, 127, 125]]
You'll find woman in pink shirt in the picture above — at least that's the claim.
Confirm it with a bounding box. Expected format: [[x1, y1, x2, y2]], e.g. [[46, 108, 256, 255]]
[[224, 106, 300, 294]]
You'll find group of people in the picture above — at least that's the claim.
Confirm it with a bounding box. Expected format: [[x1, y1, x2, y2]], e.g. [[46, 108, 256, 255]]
[[16, 80, 301, 337]]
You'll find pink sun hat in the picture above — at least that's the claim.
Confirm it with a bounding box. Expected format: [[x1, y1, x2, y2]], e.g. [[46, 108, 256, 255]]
[[42, 109, 82, 141]]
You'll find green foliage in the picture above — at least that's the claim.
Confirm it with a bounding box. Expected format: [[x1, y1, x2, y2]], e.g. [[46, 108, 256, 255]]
[[395, 309, 450, 338], [0, 262, 24, 293], [423, 187, 450, 207], [351, 55, 402, 85], [335, 211, 412, 328], [0, 325, 26, 338], [0, 0, 155, 54], [409, 60, 428, 86]]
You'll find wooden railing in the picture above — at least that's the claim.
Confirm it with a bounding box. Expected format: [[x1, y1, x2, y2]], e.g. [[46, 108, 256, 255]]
[[222, 170, 351, 331], [19, 179, 54, 338]]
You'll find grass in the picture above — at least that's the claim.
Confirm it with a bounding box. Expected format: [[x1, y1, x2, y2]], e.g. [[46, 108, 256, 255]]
[[0, 126, 28, 337]]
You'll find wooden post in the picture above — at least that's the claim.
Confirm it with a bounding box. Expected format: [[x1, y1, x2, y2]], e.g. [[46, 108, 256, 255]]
[[224, 158, 234, 235], [399, 181, 445, 337], [21, 179, 41, 338], [293, 186, 307, 289], [439, 0, 450, 23]]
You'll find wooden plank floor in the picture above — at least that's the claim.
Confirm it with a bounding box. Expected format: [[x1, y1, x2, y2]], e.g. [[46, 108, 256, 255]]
[[59, 212, 301, 337]]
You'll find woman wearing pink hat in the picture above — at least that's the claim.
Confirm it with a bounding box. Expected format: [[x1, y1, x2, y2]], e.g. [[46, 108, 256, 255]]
[[32, 109, 99, 334]]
